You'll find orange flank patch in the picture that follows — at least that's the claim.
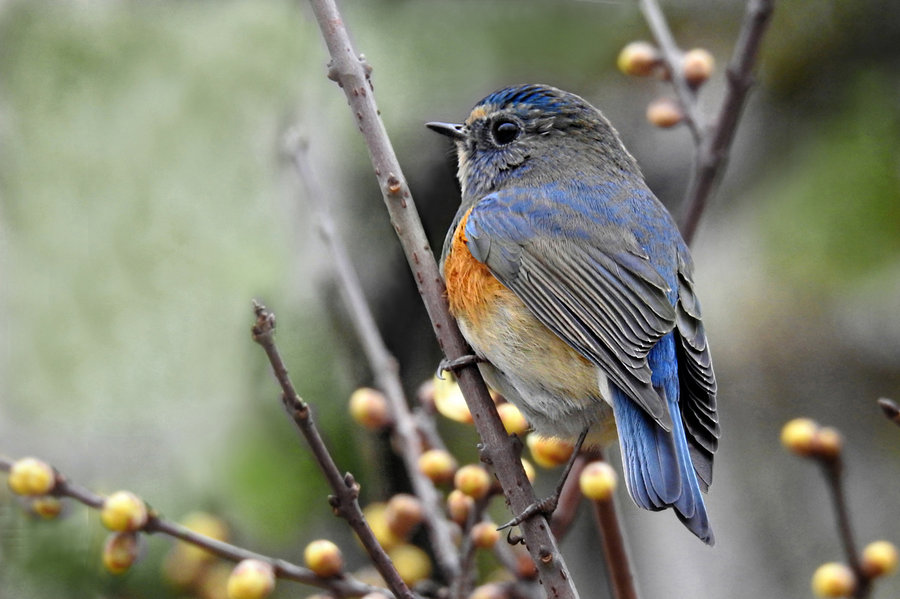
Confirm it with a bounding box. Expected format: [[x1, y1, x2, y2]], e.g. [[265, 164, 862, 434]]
[[444, 208, 508, 323]]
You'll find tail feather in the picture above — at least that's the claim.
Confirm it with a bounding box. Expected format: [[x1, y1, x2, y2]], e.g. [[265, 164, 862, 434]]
[[612, 386, 714, 545]]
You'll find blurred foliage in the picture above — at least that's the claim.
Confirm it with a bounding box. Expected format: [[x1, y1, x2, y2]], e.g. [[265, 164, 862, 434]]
[[760, 72, 900, 291]]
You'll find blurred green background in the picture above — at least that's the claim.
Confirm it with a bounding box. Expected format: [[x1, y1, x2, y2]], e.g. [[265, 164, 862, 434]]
[[0, 1, 898, 598]]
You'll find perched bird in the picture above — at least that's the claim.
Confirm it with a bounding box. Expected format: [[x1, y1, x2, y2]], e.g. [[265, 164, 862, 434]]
[[428, 84, 719, 544]]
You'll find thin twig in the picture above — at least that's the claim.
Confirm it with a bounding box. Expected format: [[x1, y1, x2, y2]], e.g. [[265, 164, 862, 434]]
[[679, 0, 775, 244], [637, 0, 703, 140], [818, 457, 872, 599], [640, 0, 774, 244], [0, 456, 390, 598], [285, 132, 461, 581], [305, 1, 578, 596], [250, 303, 415, 599]]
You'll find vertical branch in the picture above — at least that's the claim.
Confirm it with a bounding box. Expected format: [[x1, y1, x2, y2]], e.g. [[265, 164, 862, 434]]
[[589, 449, 638, 599], [819, 458, 871, 599], [639, 0, 775, 245], [286, 134, 460, 581], [305, 1, 578, 596]]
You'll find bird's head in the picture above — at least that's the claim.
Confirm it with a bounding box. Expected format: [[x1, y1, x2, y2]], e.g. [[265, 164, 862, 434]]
[[428, 84, 640, 198]]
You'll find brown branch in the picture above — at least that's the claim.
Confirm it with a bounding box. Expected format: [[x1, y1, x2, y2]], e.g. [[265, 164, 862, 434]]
[[0, 456, 390, 598], [640, 0, 775, 245], [818, 456, 872, 599], [250, 303, 415, 599], [285, 132, 460, 581], [679, 0, 775, 244], [305, 1, 577, 596]]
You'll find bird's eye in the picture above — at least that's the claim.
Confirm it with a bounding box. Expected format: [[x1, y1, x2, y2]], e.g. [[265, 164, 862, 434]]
[[490, 119, 521, 145]]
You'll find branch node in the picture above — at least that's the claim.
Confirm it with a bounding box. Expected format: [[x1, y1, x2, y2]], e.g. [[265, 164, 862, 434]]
[[251, 300, 276, 343]]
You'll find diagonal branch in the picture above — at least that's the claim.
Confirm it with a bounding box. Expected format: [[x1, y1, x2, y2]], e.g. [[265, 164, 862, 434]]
[[305, 1, 578, 596], [640, 0, 775, 245], [251, 303, 415, 599], [285, 132, 460, 581], [0, 456, 392, 598]]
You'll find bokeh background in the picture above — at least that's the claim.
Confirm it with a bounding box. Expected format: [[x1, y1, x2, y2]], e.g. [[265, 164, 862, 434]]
[[1, 1, 898, 597]]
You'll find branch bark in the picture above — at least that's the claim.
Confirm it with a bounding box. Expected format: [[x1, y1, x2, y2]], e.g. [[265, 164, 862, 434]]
[[305, 1, 578, 596]]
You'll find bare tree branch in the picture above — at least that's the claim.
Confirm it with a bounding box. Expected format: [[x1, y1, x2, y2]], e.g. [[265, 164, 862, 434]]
[[640, 0, 775, 245], [285, 132, 461, 581], [251, 303, 415, 599], [0, 456, 391, 598], [304, 1, 578, 596]]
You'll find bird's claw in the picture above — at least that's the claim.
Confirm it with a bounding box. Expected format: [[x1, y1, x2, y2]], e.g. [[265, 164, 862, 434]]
[[498, 494, 559, 532], [436, 354, 483, 379]]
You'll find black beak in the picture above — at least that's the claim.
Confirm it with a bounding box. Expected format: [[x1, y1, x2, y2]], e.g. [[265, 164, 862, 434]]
[[426, 121, 466, 140]]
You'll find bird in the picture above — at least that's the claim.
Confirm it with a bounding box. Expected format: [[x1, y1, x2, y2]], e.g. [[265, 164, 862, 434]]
[[427, 84, 719, 544]]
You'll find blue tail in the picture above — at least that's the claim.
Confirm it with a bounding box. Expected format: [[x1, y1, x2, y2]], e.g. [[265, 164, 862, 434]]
[[612, 335, 714, 545]]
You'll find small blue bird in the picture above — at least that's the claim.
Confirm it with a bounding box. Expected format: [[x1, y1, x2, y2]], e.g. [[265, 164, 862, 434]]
[[428, 84, 719, 544]]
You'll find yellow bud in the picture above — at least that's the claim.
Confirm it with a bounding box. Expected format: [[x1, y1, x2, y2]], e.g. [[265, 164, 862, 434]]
[[386, 493, 424, 539], [496, 403, 529, 436], [30, 496, 63, 519], [197, 563, 232, 599], [811, 562, 856, 597], [7, 457, 55, 496], [454, 464, 492, 500], [469, 583, 508, 599], [447, 489, 474, 525], [103, 532, 140, 574], [781, 418, 820, 456], [176, 511, 230, 565], [526, 434, 574, 469], [646, 97, 684, 128], [861, 540, 899, 578], [418, 449, 458, 484], [101, 491, 148, 532], [813, 426, 843, 460], [471, 521, 501, 549], [226, 559, 276, 599], [349, 387, 392, 430], [682, 48, 715, 87], [617, 41, 662, 77], [388, 544, 432, 585], [579, 461, 618, 501], [364, 502, 403, 550], [433, 376, 473, 423], [520, 458, 537, 483], [304, 539, 343, 578]]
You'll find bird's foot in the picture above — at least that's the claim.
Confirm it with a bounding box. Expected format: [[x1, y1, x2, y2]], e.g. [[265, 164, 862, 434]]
[[498, 428, 590, 532], [436, 353, 484, 379]]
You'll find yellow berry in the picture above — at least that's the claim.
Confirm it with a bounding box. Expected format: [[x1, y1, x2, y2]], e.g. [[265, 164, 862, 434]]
[[304, 539, 343, 578], [579, 461, 618, 501], [7, 457, 55, 496], [781, 418, 820, 456], [469, 583, 507, 599], [646, 97, 684, 128], [349, 387, 392, 431], [811, 562, 856, 597], [388, 544, 432, 585], [100, 491, 148, 532], [447, 489, 474, 525], [364, 502, 403, 550], [617, 41, 662, 77], [813, 426, 843, 460], [386, 493, 424, 539], [496, 403, 529, 436], [861, 540, 899, 578], [454, 464, 492, 500], [103, 532, 140, 574], [526, 434, 574, 469], [433, 376, 473, 423], [418, 449, 458, 484], [226, 559, 276, 599], [30, 496, 63, 519], [682, 48, 715, 87], [520, 458, 537, 483], [471, 521, 500, 549]]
